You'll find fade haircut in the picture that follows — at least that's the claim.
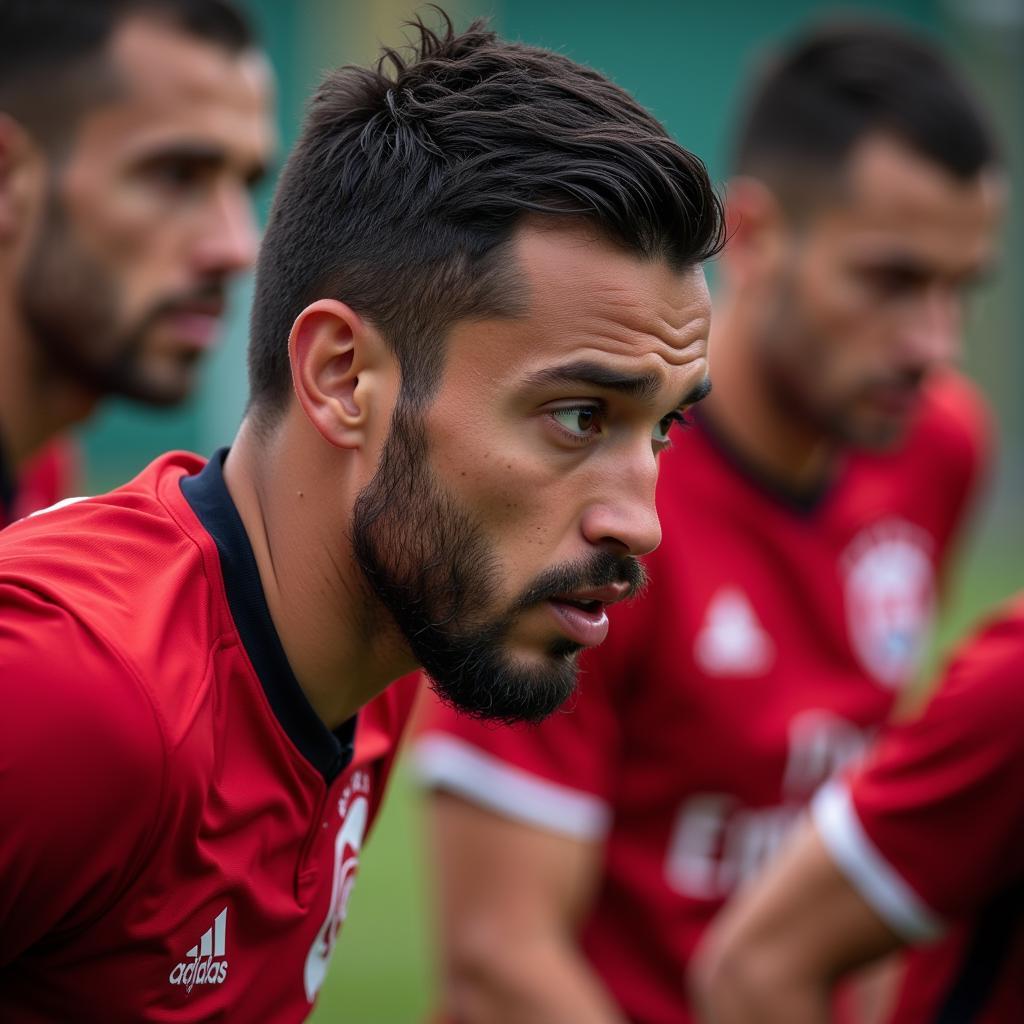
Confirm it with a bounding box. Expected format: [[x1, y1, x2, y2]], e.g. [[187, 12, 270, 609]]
[[732, 18, 1000, 214], [0, 0, 254, 155], [248, 12, 725, 426]]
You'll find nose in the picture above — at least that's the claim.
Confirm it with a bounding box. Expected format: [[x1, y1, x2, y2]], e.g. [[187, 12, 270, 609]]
[[580, 445, 662, 557], [193, 182, 259, 277], [900, 285, 962, 370]]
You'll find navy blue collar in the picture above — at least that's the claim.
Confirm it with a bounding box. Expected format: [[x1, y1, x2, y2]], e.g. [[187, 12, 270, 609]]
[[693, 408, 837, 516], [181, 449, 355, 783]]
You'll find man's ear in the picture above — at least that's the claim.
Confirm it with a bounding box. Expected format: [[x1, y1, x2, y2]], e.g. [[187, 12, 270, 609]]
[[0, 114, 42, 241], [720, 176, 788, 287], [289, 298, 395, 450]]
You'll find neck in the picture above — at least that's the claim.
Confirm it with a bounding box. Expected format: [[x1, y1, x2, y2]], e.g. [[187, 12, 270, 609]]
[[703, 290, 835, 494], [223, 417, 416, 730], [0, 307, 97, 467]]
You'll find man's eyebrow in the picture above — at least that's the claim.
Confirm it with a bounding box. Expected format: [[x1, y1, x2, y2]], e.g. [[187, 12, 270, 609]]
[[137, 142, 269, 187], [680, 375, 712, 409], [140, 141, 225, 165], [524, 362, 712, 412], [523, 362, 662, 401]]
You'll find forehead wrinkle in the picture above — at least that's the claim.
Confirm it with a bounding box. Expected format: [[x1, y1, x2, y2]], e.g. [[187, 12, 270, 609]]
[[552, 301, 708, 371], [594, 279, 707, 336], [515, 224, 711, 356]]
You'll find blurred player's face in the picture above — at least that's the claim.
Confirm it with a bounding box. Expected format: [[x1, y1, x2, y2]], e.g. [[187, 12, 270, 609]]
[[757, 135, 1002, 448], [354, 223, 712, 723], [18, 17, 273, 405]]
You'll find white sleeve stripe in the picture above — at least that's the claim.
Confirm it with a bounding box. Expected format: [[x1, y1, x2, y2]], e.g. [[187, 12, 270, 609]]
[[412, 733, 612, 842], [812, 780, 945, 942]]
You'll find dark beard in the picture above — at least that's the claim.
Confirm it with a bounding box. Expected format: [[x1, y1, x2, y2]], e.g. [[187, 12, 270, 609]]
[[352, 402, 645, 724], [759, 271, 916, 451], [18, 189, 221, 406]]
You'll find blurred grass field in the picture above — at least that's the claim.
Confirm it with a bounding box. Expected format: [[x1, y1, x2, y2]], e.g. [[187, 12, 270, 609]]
[[309, 527, 1022, 1024]]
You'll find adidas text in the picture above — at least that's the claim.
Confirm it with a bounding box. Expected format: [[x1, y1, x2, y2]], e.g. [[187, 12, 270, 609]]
[[170, 907, 229, 994], [169, 957, 229, 988]]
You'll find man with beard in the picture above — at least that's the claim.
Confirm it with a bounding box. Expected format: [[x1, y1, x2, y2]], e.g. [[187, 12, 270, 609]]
[[0, 14, 722, 1021], [415, 19, 1006, 1024], [0, 0, 273, 527]]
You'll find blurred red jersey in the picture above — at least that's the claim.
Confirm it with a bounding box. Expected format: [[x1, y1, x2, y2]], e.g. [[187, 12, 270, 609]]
[[0, 437, 79, 528], [814, 595, 1024, 1024], [417, 371, 990, 1023], [0, 450, 419, 1022]]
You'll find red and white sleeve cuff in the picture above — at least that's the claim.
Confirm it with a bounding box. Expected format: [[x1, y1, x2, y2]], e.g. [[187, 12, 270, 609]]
[[812, 779, 945, 943], [413, 733, 611, 842]]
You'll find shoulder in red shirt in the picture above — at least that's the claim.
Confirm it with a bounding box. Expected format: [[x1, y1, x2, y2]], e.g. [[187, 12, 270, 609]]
[[0, 450, 419, 1022]]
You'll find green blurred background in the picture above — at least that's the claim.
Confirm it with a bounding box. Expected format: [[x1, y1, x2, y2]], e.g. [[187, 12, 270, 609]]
[[80, 1, 1023, 1020]]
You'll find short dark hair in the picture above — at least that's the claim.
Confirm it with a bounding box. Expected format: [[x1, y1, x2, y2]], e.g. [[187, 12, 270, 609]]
[[248, 13, 724, 425], [732, 18, 1000, 209], [0, 0, 254, 152]]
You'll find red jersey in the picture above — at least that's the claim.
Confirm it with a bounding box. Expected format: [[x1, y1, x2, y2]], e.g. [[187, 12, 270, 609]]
[[416, 371, 989, 1024], [0, 437, 79, 528], [0, 450, 419, 1022], [814, 595, 1024, 1024]]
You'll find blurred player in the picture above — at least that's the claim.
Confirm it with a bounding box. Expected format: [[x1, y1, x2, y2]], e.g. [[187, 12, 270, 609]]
[[0, 0, 274, 526], [0, 15, 723, 1021], [692, 592, 1024, 1023], [416, 20, 1005, 1024]]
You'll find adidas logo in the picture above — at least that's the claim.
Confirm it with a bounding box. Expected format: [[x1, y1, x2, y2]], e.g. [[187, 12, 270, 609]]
[[169, 907, 229, 993]]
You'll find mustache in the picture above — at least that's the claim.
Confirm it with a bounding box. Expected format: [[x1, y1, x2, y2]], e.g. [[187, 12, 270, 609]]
[[865, 368, 927, 394], [513, 550, 647, 612], [145, 279, 228, 322]]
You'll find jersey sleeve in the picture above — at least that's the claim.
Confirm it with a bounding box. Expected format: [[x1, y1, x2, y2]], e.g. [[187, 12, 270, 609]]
[[413, 593, 652, 843], [813, 603, 1024, 941], [0, 585, 168, 964]]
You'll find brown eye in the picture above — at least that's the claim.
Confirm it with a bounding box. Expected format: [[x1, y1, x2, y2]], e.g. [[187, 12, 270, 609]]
[[552, 407, 600, 436]]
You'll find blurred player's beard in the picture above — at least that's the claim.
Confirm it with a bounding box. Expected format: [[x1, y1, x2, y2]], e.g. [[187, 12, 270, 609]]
[[759, 269, 917, 452], [352, 402, 645, 725], [18, 189, 222, 406]]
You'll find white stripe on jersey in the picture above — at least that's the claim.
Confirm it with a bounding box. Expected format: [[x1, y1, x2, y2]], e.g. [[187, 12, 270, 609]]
[[812, 779, 945, 942], [414, 733, 611, 841]]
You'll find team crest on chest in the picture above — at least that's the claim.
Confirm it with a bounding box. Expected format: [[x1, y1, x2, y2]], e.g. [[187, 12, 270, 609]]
[[304, 769, 372, 1002], [694, 587, 774, 676], [842, 519, 936, 688]]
